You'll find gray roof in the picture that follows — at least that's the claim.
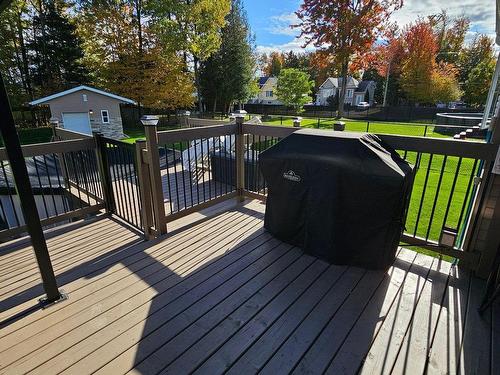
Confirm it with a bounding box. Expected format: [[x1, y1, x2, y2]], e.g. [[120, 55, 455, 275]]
[[320, 77, 359, 89], [258, 77, 269, 87], [355, 80, 375, 93], [29, 85, 136, 106]]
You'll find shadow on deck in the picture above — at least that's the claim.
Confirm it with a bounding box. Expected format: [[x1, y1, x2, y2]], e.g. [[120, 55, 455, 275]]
[[0, 200, 498, 375]]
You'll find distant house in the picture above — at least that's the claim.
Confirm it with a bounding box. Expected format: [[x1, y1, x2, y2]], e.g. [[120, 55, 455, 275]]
[[316, 77, 376, 107], [29, 85, 136, 139], [248, 77, 282, 105]]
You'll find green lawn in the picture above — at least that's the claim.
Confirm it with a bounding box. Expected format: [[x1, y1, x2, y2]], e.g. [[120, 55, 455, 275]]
[[259, 116, 451, 138]]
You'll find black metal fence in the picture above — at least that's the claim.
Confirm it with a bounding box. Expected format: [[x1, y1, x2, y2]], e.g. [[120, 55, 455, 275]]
[[0, 139, 105, 239], [252, 115, 486, 140], [397, 151, 481, 248], [158, 134, 237, 216], [100, 137, 143, 232], [244, 103, 483, 123]]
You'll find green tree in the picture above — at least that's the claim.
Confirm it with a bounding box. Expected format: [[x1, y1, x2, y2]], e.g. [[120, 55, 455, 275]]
[[77, 0, 194, 109], [149, 0, 231, 112], [0, 0, 31, 106], [458, 34, 495, 84], [429, 11, 469, 66], [200, 0, 257, 113], [463, 59, 495, 107], [275, 68, 313, 113], [29, 0, 88, 96]]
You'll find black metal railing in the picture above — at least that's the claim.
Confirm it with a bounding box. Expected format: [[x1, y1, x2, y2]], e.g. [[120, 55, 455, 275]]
[[0, 139, 105, 239], [397, 151, 481, 247], [158, 134, 237, 216], [244, 133, 281, 196], [101, 138, 143, 231]]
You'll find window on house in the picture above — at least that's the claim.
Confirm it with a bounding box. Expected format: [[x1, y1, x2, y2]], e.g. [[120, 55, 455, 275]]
[[82, 94, 88, 102], [101, 110, 110, 124], [347, 89, 353, 98], [266, 91, 273, 97]]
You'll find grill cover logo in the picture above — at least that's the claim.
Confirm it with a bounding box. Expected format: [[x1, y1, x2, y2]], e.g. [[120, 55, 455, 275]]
[[283, 170, 301, 182]]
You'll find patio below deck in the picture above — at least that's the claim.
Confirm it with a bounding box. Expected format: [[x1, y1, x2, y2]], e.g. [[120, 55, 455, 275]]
[[0, 200, 498, 375]]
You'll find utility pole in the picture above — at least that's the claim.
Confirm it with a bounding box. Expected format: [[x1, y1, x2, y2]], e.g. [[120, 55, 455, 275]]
[[383, 60, 391, 107]]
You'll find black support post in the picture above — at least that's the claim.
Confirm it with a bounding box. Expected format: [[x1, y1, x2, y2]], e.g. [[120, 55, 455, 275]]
[[0, 73, 65, 306]]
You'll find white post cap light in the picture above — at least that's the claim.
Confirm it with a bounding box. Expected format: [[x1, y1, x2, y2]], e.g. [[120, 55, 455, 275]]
[[140, 115, 159, 127], [49, 117, 59, 126], [233, 109, 247, 115], [293, 117, 302, 127]]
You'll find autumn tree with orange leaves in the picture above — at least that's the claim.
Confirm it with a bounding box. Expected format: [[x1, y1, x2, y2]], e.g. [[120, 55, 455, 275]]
[[399, 20, 461, 104], [296, 0, 402, 116]]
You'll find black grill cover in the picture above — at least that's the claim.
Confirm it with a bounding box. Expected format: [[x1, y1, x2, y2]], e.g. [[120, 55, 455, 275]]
[[259, 129, 414, 270]]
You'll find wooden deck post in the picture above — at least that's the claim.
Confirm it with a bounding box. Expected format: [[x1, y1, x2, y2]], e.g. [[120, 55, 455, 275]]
[[142, 116, 167, 235], [135, 140, 155, 239], [235, 115, 245, 202]]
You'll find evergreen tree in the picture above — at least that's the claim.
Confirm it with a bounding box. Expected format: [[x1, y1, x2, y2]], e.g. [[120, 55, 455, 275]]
[[200, 0, 257, 113], [29, 0, 88, 95]]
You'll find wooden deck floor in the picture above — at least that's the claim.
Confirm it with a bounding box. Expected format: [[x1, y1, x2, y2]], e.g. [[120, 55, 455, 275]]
[[0, 200, 498, 375]]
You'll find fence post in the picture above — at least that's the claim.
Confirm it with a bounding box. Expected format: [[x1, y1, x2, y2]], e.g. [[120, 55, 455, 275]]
[[424, 125, 428, 137], [94, 132, 115, 213], [293, 117, 302, 128], [141, 115, 168, 234], [366, 121, 370, 132], [135, 140, 155, 239], [235, 115, 245, 202]]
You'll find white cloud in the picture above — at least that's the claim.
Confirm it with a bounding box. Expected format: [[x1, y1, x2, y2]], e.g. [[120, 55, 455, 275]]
[[267, 12, 300, 36], [256, 35, 315, 55], [256, 1, 497, 55], [390, 0, 495, 42]]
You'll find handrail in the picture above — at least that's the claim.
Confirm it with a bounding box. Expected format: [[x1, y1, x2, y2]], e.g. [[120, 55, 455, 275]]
[[242, 123, 297, 138], [188, 118, 228, 127], [54, 127, 93, 140], [378, 134, 497, 160], [157, 123, 237, 144], [0, 138, 96, 160], [241, 124, 497, 160]]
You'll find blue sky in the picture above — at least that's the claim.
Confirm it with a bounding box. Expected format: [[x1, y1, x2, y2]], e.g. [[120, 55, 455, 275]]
[[242, 0, 497, 54]]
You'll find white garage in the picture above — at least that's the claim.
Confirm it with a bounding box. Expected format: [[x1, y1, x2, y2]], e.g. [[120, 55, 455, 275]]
[[61, 112, 92, 134], [29, 85, 136, 139]]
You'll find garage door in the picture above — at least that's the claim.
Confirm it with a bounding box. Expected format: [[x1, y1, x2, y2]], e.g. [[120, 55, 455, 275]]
[[62, 112, 91, 135]]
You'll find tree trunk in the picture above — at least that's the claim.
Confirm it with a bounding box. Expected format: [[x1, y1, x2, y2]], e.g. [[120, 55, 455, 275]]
[[136, 0, 143, 116], [338, 59, 349, 118], [193, 56, 203, 113], [212, 97, 217, 116]]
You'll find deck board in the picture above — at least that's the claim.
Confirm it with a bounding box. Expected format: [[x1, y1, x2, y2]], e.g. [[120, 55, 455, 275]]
[[0, 200, 496, 375]]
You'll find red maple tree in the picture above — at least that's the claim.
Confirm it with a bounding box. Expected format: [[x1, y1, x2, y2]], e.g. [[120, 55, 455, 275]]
[[296, 0, 402, 115]]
